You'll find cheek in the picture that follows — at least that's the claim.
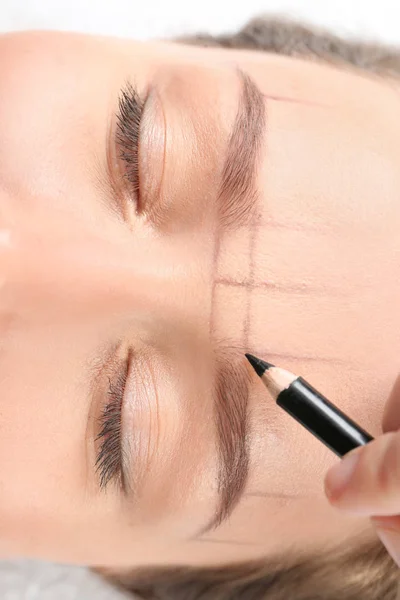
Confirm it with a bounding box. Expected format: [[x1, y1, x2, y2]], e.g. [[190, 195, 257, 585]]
[[0, 326, 92, 527]]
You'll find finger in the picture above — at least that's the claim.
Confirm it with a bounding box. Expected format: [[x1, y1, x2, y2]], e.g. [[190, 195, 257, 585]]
[[383, 373, 400, 433], [324, 431, 400, 516], [372, 516, 400, 568]]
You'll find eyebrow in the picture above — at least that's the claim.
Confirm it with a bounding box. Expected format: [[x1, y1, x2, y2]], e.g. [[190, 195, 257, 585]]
[[199, 72, 266, 534], [199, 351, 252, 535], [217, 69, 266, 229]]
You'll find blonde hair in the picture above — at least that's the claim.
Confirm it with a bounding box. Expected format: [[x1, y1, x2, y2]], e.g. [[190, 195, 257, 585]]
[[101, 17, 400, 599], [103, 535, 399, 599]]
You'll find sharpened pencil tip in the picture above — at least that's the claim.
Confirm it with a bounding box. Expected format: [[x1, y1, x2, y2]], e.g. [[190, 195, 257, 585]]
[[245, 353, 275, 377]]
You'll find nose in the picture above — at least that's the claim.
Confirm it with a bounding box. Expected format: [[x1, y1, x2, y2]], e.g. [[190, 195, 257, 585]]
[[0, 206, 209, 329]]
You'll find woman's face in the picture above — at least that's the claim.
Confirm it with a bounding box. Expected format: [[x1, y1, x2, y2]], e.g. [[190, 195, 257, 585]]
[[0, 30, 399, 568]]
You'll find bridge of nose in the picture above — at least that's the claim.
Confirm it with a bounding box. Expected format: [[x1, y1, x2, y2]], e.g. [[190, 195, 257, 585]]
[[0, 219, 212, 331]]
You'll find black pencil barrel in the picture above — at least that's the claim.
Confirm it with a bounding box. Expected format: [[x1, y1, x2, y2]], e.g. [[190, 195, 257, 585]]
[[277, 377, 374, 457]]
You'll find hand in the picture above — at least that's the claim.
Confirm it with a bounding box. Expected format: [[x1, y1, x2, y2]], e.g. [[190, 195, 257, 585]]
[[324, 375, 400, 567]]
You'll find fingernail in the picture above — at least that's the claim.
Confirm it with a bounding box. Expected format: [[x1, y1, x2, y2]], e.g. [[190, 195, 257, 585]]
[[376, 527, 400, 568], [325, 450, 361, 499]]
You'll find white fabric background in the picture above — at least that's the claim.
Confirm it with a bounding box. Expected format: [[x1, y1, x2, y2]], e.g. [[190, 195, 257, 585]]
[[0, 1, 398, 598], [0, 0, 399, 44]]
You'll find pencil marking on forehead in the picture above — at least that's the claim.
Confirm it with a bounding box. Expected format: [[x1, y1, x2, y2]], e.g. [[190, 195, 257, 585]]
[[209, 70, 265, 338], [214, 277, 347, 295], [194, 536, 260, 546], [263, 94, 329, 108], [243, 214, 259, 348], [209, 234, 221, 337], [254, 351, 348, 365]]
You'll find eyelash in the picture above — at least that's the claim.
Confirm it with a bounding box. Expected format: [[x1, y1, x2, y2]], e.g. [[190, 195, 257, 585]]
[[95, 363, 129, 490], [95, 83, 144, 491], [115, 82, 145, 204]]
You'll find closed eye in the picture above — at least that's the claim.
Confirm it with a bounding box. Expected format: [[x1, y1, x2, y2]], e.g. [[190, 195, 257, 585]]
[[115, 81, 145, 211], [95, 352, 130, 491]]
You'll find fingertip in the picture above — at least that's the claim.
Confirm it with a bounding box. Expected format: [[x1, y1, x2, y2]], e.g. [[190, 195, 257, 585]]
[[375, 524, 400, 568], [324, 451, 361, 501], [382, 373, 400, 433]]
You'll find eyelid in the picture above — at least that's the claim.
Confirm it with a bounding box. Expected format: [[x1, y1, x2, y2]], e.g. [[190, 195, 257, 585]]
[[120, 351, 159, 497], [137, 85, 167, 225], [104, 104, 132, 223]]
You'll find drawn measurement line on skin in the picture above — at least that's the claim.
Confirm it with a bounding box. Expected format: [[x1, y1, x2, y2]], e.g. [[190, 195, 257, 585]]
[[242, 94, 269, 348], [214, 277, 345, 296], [243, 211, 260, 349], [209, 229, 222, 336], [263, 94, 329, 108], [245, 491, 310, 499], [194, 536, 261, 546], [258, 220, 335, 232], [254, 350, 349, 365]]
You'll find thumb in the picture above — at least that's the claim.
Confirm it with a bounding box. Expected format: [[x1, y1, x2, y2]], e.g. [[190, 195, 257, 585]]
[[324, 431, 400, 516]]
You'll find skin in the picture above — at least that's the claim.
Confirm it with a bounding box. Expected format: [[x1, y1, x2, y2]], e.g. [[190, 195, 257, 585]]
[[0, 29, 399, 569]]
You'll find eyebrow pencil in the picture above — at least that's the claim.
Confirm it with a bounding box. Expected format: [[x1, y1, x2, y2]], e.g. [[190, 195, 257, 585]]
[[245, 353, 374, 457]]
